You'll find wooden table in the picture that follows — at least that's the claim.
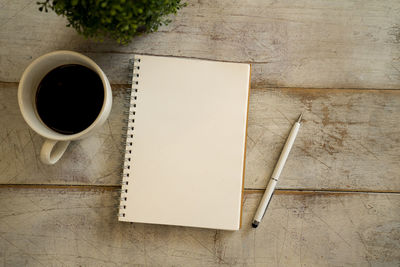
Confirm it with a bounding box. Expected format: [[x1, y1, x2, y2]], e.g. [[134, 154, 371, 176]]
[[1, 0, 400, 266]]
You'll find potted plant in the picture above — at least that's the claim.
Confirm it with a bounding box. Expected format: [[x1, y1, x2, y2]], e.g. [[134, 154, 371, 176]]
[[37, 0, 186, 44]]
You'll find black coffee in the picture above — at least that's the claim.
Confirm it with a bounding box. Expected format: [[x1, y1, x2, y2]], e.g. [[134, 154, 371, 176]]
[[35, 64, 104, 135]]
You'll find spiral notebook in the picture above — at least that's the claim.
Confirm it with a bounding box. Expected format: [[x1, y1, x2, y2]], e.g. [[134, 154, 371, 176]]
[[119, 55, 250, 230]]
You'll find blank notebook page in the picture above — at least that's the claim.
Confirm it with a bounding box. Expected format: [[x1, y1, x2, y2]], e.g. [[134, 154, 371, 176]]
[[120, 55, 250, 230]]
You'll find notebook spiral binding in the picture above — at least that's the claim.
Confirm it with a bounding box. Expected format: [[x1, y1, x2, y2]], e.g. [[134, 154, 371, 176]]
[[119, 56, 141, 218]]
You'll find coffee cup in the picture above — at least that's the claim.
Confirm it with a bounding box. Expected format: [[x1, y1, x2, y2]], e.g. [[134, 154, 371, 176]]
[[18, 50, 112, 165]]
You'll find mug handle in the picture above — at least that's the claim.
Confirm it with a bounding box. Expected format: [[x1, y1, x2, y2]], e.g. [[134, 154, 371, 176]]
[[40, 139, 71, 165]]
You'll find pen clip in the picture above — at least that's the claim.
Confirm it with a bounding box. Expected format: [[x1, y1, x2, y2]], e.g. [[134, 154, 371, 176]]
[[297, 112, 304, 123]]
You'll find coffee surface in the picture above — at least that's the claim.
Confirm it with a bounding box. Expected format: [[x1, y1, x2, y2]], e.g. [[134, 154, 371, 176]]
[[35, 64, 104, 134]]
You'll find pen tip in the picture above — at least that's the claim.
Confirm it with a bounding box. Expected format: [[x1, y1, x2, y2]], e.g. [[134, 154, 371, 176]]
[[252, 221, 259, 228], [297, 112, 304, 123]]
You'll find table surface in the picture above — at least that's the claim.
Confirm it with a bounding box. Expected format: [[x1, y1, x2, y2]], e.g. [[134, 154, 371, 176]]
[[1, 0, 400, 266]]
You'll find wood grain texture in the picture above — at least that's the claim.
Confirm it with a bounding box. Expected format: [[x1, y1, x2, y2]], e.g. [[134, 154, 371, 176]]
[[2, 82, 400, 192], [2, 1, 399, 265], [246, 88, 400, 191], [0, 187, 399, 266], [0, 83, 126, 185], [1, 0, 399, 89]]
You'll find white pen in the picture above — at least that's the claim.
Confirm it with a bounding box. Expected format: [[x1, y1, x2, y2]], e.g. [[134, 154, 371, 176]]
[[252, 112, 303, 228]]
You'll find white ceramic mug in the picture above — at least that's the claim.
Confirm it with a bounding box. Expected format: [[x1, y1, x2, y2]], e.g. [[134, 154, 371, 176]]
[[18, 51, 112, 165]]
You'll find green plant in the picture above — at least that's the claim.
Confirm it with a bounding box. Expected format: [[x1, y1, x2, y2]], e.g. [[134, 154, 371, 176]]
[[37, 0, 185, 44]]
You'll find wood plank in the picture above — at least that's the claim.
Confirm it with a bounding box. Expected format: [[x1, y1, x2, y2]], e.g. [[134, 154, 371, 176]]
[[0, 187, 399, 266], [1, 0, 399, 89], [0, 82, 126, 185], [246, 88, 400, 191], [2, 82, 400, 192]]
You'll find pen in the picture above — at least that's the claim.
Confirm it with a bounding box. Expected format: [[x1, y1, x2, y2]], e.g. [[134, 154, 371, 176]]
[[252, 112, 303, 228]]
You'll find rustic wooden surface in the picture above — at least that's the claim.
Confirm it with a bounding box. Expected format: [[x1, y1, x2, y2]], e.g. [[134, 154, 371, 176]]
[[2, 82, 400, 192], [1, 0, 400, 265], [1, 0, 400, 88], [1, 188, 399, 266]]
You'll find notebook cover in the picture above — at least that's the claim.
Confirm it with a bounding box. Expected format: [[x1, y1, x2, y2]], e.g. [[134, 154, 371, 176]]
[[120, 55, 250, 230]]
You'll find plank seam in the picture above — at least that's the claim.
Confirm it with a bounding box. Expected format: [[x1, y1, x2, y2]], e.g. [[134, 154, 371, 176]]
[[1, 81, 399, 91], [1, 184, 399, 195]]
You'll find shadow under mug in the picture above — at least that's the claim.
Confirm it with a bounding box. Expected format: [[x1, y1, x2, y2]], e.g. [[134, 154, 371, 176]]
[[18, 50, 112, 165]]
